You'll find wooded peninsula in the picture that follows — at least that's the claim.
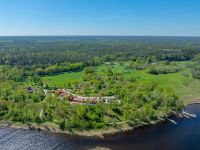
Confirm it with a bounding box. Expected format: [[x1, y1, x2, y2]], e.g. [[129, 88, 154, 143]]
[[0, 36, 199, 135]]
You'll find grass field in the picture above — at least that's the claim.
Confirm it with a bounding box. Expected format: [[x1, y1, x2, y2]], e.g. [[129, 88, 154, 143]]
[[42, 71, 83, 87], [126, 68, 200, 104], [42, 61, 200, 104]]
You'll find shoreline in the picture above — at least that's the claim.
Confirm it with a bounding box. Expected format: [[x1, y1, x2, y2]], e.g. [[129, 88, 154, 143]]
[[186, 101, 200, 105], [183, 99, 200, 105], [0, 119, 163, 138], [1, 102, 199, 138]]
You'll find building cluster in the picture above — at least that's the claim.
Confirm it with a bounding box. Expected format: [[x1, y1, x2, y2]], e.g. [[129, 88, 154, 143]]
[[47, 89, 120, 104]]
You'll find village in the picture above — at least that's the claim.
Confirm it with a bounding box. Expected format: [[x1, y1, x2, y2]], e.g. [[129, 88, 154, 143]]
[[44, 88, 120, 105]]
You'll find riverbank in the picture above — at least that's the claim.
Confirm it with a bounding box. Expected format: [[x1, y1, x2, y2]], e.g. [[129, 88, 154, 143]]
[[186, 99, 200, 105], [0, 119, 164, 138], [0, 104, 199, 150], [0, 99, 188, 138]]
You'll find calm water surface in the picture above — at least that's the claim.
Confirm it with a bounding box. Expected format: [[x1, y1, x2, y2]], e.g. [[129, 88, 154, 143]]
[[0, 104, 200, 150]]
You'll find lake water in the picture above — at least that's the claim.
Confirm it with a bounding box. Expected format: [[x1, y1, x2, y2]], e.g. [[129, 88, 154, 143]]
[[0, 104, 200, 150]]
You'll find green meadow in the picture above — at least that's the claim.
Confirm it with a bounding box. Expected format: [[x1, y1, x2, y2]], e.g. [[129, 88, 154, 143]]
[[42, 61, 200, 104], [42, 71, 83, 87]]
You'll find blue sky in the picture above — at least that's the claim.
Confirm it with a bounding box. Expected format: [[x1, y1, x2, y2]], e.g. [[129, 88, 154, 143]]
[[0, 0, 200, 36]]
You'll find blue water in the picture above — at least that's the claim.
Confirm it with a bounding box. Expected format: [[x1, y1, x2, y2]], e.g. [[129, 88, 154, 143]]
[[0, 104, 200, 150]]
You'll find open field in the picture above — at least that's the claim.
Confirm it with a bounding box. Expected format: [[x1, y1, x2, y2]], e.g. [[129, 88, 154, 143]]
[[126, 68, 200, 104], [42, 71, 83, 87], [42, 61, 200, 104]]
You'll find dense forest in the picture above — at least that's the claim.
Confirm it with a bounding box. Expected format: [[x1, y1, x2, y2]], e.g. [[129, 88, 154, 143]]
[[0, 36, 199, 132]]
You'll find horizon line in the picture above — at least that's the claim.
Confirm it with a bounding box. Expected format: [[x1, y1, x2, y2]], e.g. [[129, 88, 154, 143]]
[[0, 35, 200, 37]]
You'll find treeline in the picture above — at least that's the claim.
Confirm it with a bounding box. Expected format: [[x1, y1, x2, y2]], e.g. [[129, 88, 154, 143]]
[[35, 61, 101, 76], [148, 66, 181, 75], [188, 54, 200, 79], [190, 64, 200, 79]]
